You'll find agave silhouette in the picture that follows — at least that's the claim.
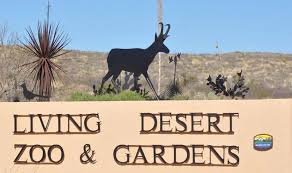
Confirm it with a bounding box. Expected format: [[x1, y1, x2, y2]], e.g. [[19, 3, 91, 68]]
[[19, 21, 70, 101]]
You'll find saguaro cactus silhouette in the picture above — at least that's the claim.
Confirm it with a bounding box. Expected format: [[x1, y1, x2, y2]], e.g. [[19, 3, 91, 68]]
[[19, 21, 70, 101]]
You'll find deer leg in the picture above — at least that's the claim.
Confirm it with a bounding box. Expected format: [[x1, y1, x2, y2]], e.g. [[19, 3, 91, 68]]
[[111, 71, 122, 92], [146, 78, 160, 100], [143, 73, 160, 100], [99, 71, 113, 94]]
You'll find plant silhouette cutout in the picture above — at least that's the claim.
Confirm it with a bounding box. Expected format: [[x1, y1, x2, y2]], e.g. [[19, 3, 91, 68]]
[[93, 84, 116, 95], [169, 53, 181, 84], [207, 70, 249, 99], [93, 80, 150, 99], [163, 53, 183, 99], [98, 22, 171, 100], [20, 83, 49, 101], [19, 21, 70, 101]]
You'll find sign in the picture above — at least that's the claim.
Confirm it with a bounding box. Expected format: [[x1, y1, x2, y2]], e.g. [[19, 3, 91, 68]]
[[254, 134, 273, 151], [0, 99, 291, 173]]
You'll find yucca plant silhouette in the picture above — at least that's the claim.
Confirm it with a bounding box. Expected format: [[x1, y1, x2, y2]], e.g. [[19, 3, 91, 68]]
[[169, 53, 181, 84], [19, 21, 70, 101]]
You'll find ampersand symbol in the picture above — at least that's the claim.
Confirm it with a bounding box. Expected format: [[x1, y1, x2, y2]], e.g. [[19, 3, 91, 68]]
[[80, 144, 96, 164]]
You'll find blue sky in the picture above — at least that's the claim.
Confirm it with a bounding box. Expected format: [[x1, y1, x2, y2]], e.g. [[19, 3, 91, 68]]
[[0, 0, 292, 53]]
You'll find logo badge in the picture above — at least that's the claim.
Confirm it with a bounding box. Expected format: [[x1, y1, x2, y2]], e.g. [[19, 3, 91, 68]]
[[254, 134, 273, 151]]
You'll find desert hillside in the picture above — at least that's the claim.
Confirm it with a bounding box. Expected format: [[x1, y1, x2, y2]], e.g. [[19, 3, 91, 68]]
[[1, 46, 292, 101]]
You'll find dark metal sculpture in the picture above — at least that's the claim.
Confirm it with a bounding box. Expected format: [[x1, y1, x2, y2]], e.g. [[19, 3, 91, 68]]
[[20, 83, 49, 101], [98, 22, 171, 100], [207, 70, 250, 99], [19, 21, 70, 101], [93, 84, 116, 96], [169, 53, 181, 84], [162, 53, 183, 99]]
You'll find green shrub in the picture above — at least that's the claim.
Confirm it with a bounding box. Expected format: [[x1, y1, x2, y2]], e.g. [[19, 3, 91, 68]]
[[70, 91, 146, 101]]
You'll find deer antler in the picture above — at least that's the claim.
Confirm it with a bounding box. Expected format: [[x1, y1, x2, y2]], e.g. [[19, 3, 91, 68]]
[[164, 24, 171, 39], [159, 22, 164, 37]]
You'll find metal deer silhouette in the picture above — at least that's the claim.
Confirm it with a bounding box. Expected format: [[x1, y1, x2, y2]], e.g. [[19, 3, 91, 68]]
[[98, 22, 171, 100]]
